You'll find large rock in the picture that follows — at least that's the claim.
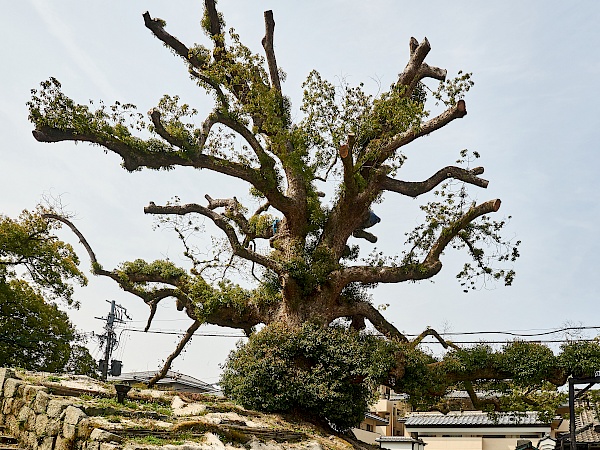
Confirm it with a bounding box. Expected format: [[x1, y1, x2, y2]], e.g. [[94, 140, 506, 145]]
[[35, 413, 49, 435], [24, 385, 48, 405], [89, 429, 123, 444], [0, 368, 16, 395], [3, 379, 23, 398], [64, 406, 87, 425], [33, 390, 50, 413], [47, 399, 71, 418]]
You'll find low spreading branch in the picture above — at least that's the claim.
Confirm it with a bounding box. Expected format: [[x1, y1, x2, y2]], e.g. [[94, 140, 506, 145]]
[[382, 166, 488, 197]]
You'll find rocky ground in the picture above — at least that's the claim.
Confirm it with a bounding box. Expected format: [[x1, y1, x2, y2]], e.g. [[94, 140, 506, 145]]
[[1, 370, 372, 450]]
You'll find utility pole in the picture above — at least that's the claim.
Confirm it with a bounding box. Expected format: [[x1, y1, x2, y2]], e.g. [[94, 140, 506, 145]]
[[96, 300, 130, 381]]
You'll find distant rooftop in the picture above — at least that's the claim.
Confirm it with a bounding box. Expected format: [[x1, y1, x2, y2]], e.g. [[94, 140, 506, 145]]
[[405, 412, 547, 427], [110, 370, 221, 394]]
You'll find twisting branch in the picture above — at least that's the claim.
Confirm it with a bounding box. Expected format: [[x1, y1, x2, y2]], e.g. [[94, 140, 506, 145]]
[[42, 213, 101, 270], [464, 381, 501, 411], [382, 166, 488, 197], [144, 202, 283, 273], [343, 302, 408, 343], [213, 114, 276, 170], [425, 199, 501, 266], [148, 320, 202, 387], [411, 327, 460, 350], [262, 10, 281, 92]]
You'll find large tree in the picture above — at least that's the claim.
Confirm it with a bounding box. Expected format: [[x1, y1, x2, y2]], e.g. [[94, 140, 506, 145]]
[[0, 209, 96, 375], [28, 0, 600, 428]]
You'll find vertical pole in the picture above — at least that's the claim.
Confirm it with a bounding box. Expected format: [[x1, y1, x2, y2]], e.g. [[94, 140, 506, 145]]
[[569, 378, 575, 450], [101, 300, 116, 381]]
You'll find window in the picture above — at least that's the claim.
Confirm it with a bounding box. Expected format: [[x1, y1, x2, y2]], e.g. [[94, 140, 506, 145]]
[[366, 424, 373, 432]]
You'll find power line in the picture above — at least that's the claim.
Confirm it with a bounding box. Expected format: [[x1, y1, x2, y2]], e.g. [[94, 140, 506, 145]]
[[121, 326, 600, 345]]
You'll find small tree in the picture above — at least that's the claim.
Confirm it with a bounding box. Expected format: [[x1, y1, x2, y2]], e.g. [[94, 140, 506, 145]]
[[28, 1, 600, 428], [0, 209, 95, 375]]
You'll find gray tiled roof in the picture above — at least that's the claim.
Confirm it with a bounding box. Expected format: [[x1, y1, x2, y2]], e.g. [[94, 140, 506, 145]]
[[405, 412, 546, 427], [365, 412, 389, 425], [111, 370, 220, 393], [575, 409, 600, 443], [376, 436, 424, 443]]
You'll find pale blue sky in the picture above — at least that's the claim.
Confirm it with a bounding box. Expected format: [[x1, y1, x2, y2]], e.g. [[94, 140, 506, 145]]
[[2, 1, 599, 382]]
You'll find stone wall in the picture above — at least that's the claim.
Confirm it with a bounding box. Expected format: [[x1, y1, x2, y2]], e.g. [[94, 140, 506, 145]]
[[0, 369, 119, 450]]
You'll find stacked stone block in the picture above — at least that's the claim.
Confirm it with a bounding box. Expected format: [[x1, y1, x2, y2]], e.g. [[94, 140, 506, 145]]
[[0, 369, 118, 450]]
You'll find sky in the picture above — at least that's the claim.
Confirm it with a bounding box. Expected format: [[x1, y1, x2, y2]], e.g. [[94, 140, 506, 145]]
[[1, 0, 599, 384]]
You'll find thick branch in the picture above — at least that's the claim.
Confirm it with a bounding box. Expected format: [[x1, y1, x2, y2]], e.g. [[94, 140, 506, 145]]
[[464, 381, 501, 411], [398, 37, 446, 93], [149, 109, 217, 155], [147, 320, 202, 387], [144, 202, 282, 273], [261, 10, 281, 92], [331, 261, 442, 288], [382, 166, 488, 197], [143, 12, 206, 69], [411, 327, 459, 350], [348, 302, 408, 342], [203, 0, 225, 52], [376, 100, 467, 164]]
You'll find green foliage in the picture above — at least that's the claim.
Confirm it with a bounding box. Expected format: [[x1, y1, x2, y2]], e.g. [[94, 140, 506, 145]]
[[221, 323, 398, 430], [0, 208, 87, 305], [0, 279, 91, 373], [558, 340, 600, 377], [0, 209, 94, 374]]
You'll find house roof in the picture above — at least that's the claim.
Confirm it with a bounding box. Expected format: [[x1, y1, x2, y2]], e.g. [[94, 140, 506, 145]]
[[365, 412, 389, 425], [574, 408, 600, 444], [376, 436, 425, 444], [110, 370, 220, 394], [405, 412, 547, 428]]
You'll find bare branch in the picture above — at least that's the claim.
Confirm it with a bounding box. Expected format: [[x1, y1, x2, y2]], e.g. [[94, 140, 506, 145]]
[[351, 302, 408, 342], [148, 320, 202, 387], [411, 327, 460, 350], [399, 37, 446, 93], [203, 0, 225, 52], [261, 10, 281, 92], [143, 12, 207, 69], [144, 202, 282, 273], [382, 166, 488, 197]]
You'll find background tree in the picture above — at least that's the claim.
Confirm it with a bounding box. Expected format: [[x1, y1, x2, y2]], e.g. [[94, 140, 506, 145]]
[[28, 0, 600, 428], [0, 209, 96, 376]]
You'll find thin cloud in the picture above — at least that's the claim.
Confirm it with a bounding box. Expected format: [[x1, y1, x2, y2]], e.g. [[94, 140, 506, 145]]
[[29, 0, 122, 100]]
